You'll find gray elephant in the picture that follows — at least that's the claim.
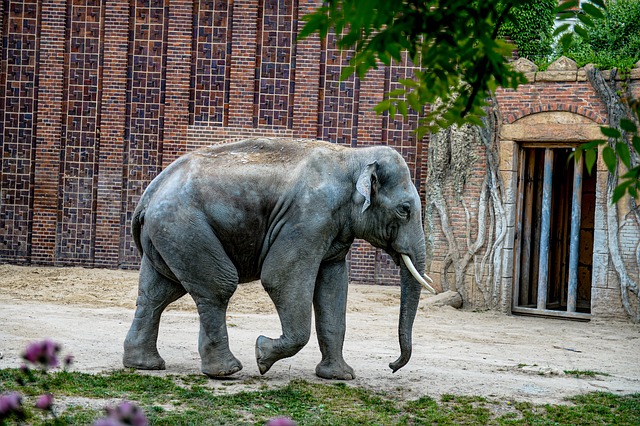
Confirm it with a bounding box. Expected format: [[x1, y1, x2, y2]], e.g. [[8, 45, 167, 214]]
[[123, 138, 433, 380]]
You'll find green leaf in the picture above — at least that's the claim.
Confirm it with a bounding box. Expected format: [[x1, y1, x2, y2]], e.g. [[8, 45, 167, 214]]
[[397, 100, 408, 117], [416, 126, 428, 141], [573, 147, 583, 162], [399, 78, 418, 88], [612, 183, 628, 203], [615, 142, 631, 169], [603, 147, 617, 174], [574, 24, 589, 40], [373, 99, 391, 114], [585, 148, 597, 173], [619, 119, 637, 133], [388, 88, 406, 98], [621, 167, 640, 179], [339, 65, 356, 81], [577, 13, 594, 29], [582, 139, 606, 150], [556, 11, 576, 21], [582, 3, 605, 20], [632, 135, 640, 154], [553, 23, 571, 37], [388, 104, 397, 121], [559, 32, 574, 51], [406, 92, 421, 112], [600, 126, 622, 138]]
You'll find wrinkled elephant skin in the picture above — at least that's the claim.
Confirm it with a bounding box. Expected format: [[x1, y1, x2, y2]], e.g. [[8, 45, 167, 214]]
[[123, 138, 426, 380]]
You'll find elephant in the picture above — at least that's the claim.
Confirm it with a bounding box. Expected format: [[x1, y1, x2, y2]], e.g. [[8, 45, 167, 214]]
[[122, 137, 434, 380]]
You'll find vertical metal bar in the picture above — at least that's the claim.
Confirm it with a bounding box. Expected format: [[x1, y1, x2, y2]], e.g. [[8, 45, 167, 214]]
[[521, 151, 537, 304], [537, 149, 554, 310], [567, 154, 583, 312]]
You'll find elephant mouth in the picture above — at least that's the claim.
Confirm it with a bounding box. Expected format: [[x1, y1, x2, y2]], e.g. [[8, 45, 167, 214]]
[[400, 254, 436, 295]]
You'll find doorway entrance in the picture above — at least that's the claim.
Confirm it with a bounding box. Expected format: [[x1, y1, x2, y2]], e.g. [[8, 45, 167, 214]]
[[512, 145, 596, 320]]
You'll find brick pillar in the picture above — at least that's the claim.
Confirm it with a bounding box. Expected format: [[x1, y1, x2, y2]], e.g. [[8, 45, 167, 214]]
[[356, 66, 385, 146], [31, 1, 66, 264], [292, 0, 322, 137], [94, 0, 129, 267], [162, 0, 192, 167], [228, 0, 258, 128]]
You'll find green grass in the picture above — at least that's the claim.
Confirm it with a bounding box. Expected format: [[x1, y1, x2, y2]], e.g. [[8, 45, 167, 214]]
[[1, 369, 638, 425], [564, 370, 611, 379]]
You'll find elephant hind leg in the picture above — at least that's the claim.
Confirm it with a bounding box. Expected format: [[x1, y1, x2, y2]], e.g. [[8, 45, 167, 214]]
[[157, 226, 243, 378], [195, 297, 243, 377], [123, 255, 187, 370]]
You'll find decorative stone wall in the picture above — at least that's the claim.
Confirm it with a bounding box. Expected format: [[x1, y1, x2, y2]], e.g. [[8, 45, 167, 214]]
[[427, 55, 639, 320]]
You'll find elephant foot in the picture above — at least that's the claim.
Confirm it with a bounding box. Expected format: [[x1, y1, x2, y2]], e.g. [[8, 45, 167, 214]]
[[315, 359, 356, 380], [255, 335, 277, 375], [201, 356, 243, 378], [123, 346, 166, 370]]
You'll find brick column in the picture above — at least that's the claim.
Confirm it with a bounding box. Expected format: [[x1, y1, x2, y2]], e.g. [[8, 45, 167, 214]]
[[162, 0, 193, 167], [31, 1, 66, 264], [292, 0, 322, 137], [356, 66, 385, 146], [94, 0, 129, 267], [228, 0, 259, 128]]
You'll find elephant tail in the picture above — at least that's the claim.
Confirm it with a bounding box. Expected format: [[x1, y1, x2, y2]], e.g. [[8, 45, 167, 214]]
[[131, 204, 145, 257]]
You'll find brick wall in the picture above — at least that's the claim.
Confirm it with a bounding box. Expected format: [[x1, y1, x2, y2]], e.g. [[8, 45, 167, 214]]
[[0, 0, 427, 285], [1, 1, 637, 307]]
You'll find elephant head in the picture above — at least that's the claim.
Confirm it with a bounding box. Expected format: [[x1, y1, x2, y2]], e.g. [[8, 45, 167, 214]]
[[353, 148, 434, 373]]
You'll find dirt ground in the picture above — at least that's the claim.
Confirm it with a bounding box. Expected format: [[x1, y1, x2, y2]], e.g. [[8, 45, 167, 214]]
[[0, 263, 638, 405]]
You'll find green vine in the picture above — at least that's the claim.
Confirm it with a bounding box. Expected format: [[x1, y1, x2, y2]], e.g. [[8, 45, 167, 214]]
[[498, 0, 556, 65], [560, 0, 640, 70]]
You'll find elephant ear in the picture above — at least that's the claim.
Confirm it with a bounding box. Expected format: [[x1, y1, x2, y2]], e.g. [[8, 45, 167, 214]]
[[356, 161, 378, 213]]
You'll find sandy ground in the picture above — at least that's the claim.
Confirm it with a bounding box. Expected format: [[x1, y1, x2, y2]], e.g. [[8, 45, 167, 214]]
[[0, 263, 639, 406]]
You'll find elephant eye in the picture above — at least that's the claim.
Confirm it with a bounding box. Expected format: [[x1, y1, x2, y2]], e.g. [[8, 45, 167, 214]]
[[395, 203, 411, 220]]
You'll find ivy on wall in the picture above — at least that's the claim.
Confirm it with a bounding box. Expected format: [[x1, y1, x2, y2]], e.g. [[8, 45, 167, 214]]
[[562, 0, 640, 70], [498, 0, 556, 64]]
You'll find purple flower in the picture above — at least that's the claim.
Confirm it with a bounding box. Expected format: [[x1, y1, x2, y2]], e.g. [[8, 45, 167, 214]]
[[22, 339, 61, 369], [0, 392, 24, 420], [35, 393, 54, 411], [266, 416, 297, 426], [94, 401, 148, 426]]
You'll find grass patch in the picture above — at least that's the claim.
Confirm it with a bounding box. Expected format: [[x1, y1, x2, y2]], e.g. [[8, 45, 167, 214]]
[[1, 369, 638, 425], [564, 370, 611, 379]]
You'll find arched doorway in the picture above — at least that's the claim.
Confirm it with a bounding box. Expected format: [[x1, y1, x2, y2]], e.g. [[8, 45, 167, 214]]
[[501, 112, 603, 320]]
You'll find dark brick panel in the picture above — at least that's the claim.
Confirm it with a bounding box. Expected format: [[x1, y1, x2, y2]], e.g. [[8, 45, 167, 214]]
[[57, 0, 103, 263], [0, 0, 39, 261]]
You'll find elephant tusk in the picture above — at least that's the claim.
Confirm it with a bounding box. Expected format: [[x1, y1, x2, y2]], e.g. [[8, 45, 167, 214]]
[[401, 254, 437, 295], [423, 273, 433, 284]]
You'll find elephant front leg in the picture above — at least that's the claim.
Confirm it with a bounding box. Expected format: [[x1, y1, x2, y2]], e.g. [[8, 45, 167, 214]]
[[254, 290, 313, 375], [255, 248, 317, 375], [313, 259, 355, 380]]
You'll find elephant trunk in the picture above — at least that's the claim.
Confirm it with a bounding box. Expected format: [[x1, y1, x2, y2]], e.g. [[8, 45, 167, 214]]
[[389, 252, 425, 373]]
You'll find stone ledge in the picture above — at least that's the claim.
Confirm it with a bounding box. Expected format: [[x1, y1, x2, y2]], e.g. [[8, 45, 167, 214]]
[[501, 123, 603, 142], [535, 70, 578, 82]]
